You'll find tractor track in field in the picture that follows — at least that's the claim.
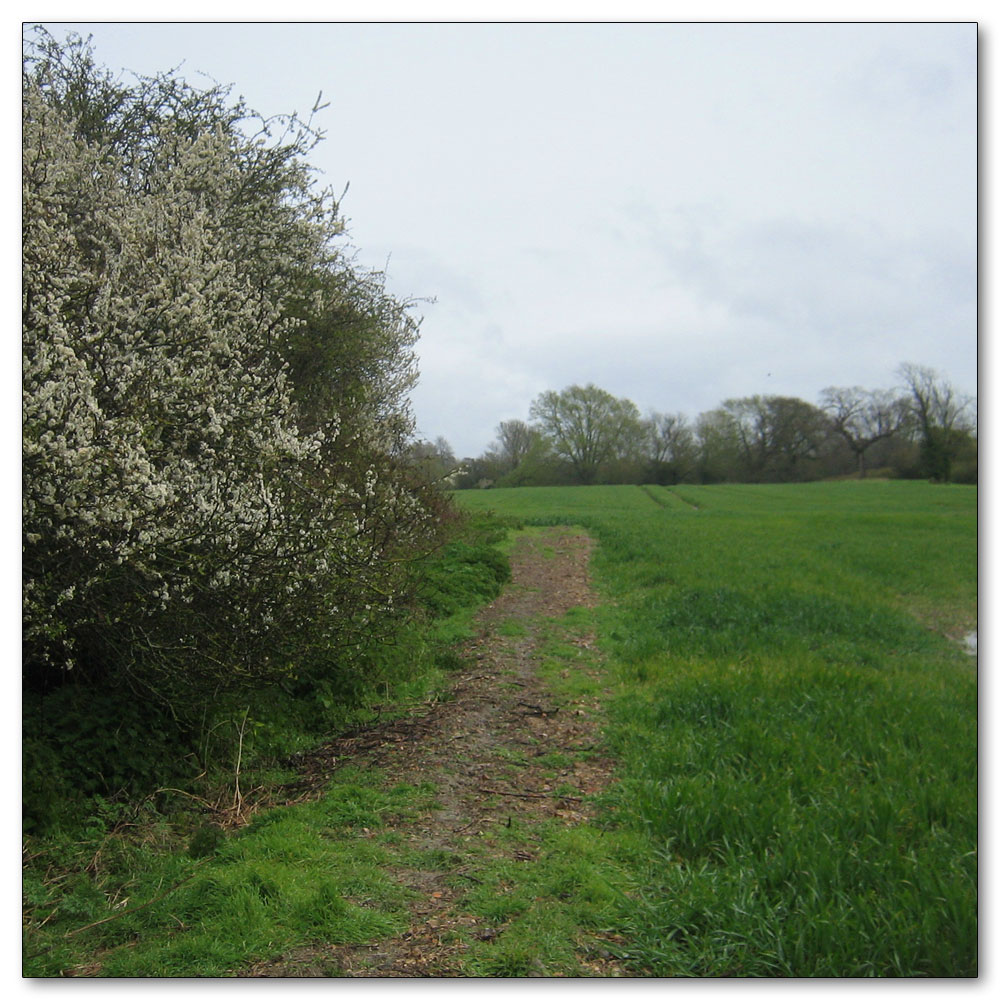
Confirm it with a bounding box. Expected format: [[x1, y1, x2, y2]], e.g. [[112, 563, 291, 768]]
[[237, 526, 625, 978]]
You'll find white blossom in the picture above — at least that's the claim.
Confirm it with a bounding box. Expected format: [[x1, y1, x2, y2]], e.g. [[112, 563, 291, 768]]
[[23, 67, 437, 692]]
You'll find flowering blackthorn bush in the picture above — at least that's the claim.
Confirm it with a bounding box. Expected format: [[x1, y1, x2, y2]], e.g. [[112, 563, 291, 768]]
[[23, 29, 440, 706]]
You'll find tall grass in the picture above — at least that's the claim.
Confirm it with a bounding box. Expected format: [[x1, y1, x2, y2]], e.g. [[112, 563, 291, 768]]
[[456, 481, 978, 976]]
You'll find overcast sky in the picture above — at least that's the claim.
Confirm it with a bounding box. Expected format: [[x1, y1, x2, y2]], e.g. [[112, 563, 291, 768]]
[[41, 20, 978, 458]]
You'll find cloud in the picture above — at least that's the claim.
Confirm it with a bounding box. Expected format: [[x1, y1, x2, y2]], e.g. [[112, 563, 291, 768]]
[[844, 41, 967, 116], [53, 21, 976, 460], [409, 183, 975, 457]]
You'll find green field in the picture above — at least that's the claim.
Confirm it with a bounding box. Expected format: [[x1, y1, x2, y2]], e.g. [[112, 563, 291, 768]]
[[23, 481, 977, 978], [456, 481, 978, 976]]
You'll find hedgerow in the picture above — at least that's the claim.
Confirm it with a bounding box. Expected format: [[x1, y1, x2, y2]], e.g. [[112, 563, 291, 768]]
[[22, 28, 446, 809]]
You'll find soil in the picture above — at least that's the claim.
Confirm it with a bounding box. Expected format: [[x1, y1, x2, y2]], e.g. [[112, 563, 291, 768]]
[[238, 526, 623, 978]]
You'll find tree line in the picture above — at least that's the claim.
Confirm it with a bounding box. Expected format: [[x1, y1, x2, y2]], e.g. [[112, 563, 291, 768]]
[[447, 364, 976, 490]]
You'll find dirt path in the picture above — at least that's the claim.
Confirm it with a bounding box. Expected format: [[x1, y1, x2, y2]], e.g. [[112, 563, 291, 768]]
[[240, 527, 621, 977]]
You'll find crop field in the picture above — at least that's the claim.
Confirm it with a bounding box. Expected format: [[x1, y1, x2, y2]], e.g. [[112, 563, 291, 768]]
[[456, 481, 978, 976]]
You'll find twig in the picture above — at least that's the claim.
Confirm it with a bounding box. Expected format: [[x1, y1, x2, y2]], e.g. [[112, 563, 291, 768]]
[[63, 865, 207, 938], [34, 906, 60, 930], [233, 707, 250, 817], [152, 787, 217, 810]]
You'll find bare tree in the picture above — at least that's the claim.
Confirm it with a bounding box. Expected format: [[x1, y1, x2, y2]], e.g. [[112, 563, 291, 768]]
[[820, 386, 909, 477], [642, 411, 695, 484], [898, 363, 975, 482]]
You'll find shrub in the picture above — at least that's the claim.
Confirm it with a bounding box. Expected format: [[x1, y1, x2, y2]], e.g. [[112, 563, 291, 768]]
[[22, 28, 440, 709]]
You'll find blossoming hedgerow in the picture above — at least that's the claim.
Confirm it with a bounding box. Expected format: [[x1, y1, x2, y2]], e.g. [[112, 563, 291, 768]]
[[23, 30, 441, 701]]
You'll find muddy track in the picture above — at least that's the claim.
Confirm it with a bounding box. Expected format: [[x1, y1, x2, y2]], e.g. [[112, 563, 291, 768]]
[[238, 527, 621, 978]]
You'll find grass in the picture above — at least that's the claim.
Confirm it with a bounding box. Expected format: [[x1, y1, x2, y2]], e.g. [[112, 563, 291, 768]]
[[454, 821, 639, 977], [456, 480, 977, 976], [21, 511, 512, 977], [24, 482, 977, 977], [24, 593, 627, 979], [23, 767, 430, 977]]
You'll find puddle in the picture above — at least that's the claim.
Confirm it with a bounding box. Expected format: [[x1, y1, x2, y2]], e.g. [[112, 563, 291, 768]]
[[963, 631, 977, 657]]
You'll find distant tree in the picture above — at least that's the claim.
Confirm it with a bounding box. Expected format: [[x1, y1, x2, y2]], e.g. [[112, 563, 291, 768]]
[[897, 363, 975, 483], [406, 437, 460, 485], [642, 411, 696, 484], [820, 386, 910, 478], [494, 419, 538, 473], [529, 384, 642, 485], [497, 434, 565, 487], [694, 408, 742, 483], [709, 395, 829, 482]]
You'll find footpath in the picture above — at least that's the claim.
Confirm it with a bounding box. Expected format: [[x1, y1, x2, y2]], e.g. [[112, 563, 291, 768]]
[[240, 526, 623, 977]]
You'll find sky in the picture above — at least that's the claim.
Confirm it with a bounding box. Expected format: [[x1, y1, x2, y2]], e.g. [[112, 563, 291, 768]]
[[35, 18, 979, 459]]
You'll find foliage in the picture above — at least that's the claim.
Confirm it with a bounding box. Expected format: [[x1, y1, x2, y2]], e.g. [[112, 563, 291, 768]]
[[455, 368, 975, 488], [22, 514, 513, 975], [21, 539, 627, 980], [402, 436, 462, 487], [493, 419, 538, 472], [529, 383, 643, 485], [454, 419, 544, 488], [22, 686, 203, 833], [641, 411, 696, 484], [23, 484, 976, 977], [22, 28, 439, 712], [698, 395, 830, 482], [23, 506, 511, 836], [898, 362, 976, 483]]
